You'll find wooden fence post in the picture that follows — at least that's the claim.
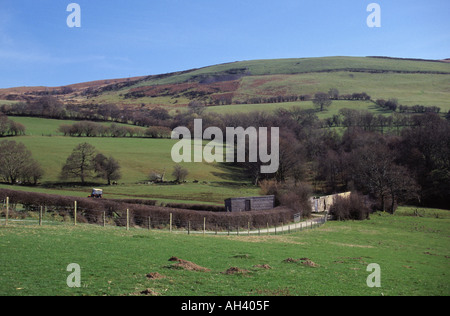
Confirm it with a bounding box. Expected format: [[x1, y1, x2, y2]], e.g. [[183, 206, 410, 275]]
[[74, 201, 77, 226], [126, 209, 129, 231], [203, 217, 206, 236], [188, 221, 191, 235], [148, 216, 151, 231], [248, 222, 250, 236], [39, 206, 43, 226], [103, 211, 106, 227], [170, 213, 173, 233], [5, 197, 9, 226]]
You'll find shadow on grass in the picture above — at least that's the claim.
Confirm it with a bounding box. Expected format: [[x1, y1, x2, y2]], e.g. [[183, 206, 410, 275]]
[[40, 182, 107, 190], [210, 163, 253, 185]]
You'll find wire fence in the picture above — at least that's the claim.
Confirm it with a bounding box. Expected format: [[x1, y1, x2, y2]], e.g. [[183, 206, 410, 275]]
[[0, 197, 328, 235]]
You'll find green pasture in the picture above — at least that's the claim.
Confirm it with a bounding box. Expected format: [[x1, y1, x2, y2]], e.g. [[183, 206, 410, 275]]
[[7, 117, 147, 136], [204, 100, 389, 118], [0, 206, 448, 296], [1, 116, 258, 204], [236, 72, 450, 109]]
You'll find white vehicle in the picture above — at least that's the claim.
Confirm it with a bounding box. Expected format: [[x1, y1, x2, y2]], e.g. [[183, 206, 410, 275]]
[[89, 188, 103, 198]]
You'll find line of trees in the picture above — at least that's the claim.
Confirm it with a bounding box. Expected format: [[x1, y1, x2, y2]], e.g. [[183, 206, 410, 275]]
[[58, 121, 171, 138], [375, 98, 442, 114], [0, 115, 26, 137], [236, 90, 371, 107]]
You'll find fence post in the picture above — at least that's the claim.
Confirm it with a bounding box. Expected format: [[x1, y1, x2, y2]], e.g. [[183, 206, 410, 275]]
[[203, 217, 206, 236], [39, 206, 43, 226], [74, 201, 77, 226], [170, 213, 173, 233], [188, 221, 191, 235], [148, 216, 151, 231], [103, 211, 106, 227], [5, 197, 9, 226], [126, 209, 129, 231], [267, 222, 269, 235], [248, 222, 250, 236]]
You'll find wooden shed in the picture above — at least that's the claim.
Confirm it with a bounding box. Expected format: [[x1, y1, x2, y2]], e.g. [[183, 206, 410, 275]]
[[224, 196, 275, 212]]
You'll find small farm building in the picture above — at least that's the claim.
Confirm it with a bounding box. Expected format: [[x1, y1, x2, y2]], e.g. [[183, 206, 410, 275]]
[[224, 196, 275, 212]]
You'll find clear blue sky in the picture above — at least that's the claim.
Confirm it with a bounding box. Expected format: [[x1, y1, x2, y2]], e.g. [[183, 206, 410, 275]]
[[0, 0, 449, 88]]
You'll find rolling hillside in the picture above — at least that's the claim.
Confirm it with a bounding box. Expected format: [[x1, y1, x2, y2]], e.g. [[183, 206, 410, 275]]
[[1, 56, 449, 111]]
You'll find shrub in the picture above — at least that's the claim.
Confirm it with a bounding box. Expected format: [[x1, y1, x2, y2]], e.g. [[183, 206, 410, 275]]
[[260, 180, 312, 217], [164, 203, 226, 212], [329, 192, 371, 221]]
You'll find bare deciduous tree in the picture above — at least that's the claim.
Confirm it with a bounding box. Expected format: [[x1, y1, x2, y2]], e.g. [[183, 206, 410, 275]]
[[94, 154, 122, 185], [0, 140, 43, 184], [60, 143, 97, 184], [172, 164, 189, 183], [313, 92, 332, 111]]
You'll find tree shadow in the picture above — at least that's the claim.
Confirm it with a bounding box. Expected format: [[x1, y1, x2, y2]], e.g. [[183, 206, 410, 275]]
[[210, 163, 253, 187], [367, 103, 393, 114]]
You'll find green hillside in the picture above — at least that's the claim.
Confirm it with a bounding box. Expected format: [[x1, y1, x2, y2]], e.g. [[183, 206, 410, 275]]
[[2, 56, 449, 112], [88, 56, 450, 109]]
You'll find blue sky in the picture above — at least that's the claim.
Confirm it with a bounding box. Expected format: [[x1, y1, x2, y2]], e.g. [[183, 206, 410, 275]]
[[0, 0, 449, 88]]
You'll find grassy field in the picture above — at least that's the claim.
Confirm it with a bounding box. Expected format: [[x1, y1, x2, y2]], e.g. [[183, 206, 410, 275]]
[[7, 116, 147, 136], [1, 117, 259, 204], [204, 100, 390, 117], [3, 116, 229, 185], [1, 206, 448, 296], [235, 72, 450, 109], [1, 135, 255, 204]]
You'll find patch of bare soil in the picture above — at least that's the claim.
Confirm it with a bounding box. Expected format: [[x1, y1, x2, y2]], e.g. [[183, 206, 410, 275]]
[[283, 258, 319, 267], [129, 288, 159, 296], [139, 288, 159, 296], [167, 257, 210, 272], [253, 264, 272, 269], [302, 259, 319, 268], [146, 272, 166, 280], [222, 267, 250, 275]]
